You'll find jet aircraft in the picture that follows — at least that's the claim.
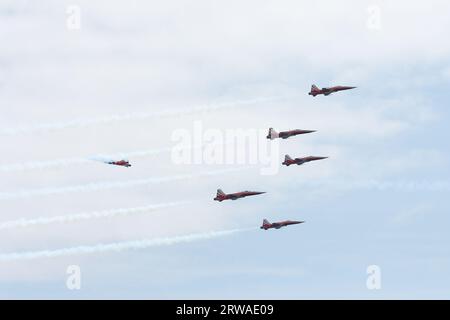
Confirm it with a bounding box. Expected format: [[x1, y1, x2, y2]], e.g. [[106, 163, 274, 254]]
[[214, 189, 266, 202], [260, 219, 304, 230], [266, 127, 316, 140], [309, 84, 356, 96], [106, 160, 131, 167], [282, 155, 328, 166]]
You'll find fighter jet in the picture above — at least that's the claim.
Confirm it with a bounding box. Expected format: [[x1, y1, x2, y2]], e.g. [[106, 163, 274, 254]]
[[260, 219, 304, 230], [214, 189, 266, 202], [282, 154, 328, 166], [266, 127, 316, 140], [106, 160, 131, 167], [308, 84, 356, 97]]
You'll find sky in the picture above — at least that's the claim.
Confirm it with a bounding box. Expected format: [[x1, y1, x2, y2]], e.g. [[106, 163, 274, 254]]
[[0, 0, 449, 299]]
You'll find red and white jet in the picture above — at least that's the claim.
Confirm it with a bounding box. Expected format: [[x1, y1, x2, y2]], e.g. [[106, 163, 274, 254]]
[[214, 189, 266, 202], [107, 160, 131, 167], [267, 127, 316, 140], [260, 219, 304, 230], [282, 155, 328, 166], [309, 84, 356, 97]]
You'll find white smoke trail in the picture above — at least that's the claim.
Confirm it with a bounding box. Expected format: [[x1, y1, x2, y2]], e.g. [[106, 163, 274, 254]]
[[0, 96, 286, 136], [0, 201, 190, 230], [0, 147, 172, 173], [0, 227, 257, 261], [0, 157, 90, 173], [292, 179, 450, 192], [0, 167, 249, 200], [0, 143, 226, 173]]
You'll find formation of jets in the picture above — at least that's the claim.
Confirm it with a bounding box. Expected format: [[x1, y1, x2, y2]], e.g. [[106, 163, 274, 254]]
[[99, 84, 355, 231]]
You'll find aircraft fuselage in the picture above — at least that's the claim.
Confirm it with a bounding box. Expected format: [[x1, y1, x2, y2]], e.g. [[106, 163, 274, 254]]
[[261, 220, 304, 230], [309, 85, 356, 97], [214, 191, 266, 202], [282, 156, 328, 166]]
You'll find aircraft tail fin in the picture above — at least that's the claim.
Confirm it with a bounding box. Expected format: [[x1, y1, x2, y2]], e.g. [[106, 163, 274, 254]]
[[263, 219, 270, 225], [217, 189, 226, 197], [285, 154, 293, 161], [311, 84, 320, 92], [267, 127, 279, 139]]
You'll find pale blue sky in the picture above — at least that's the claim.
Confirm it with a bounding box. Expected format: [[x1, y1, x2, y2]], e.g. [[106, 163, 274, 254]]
[[0, 0, 449, 299]]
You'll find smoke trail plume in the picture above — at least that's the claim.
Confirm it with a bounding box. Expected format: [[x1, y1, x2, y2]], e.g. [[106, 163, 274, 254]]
[[1, 96, 286, 136], [0, 143, 224, 173], [0, 167, 248, 200], [292, 179, 450, 192], [0, 158, 89, 173], [0, 201, 189, 230], [0, 227, 257, 261], [0, 147, 172, 173]]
